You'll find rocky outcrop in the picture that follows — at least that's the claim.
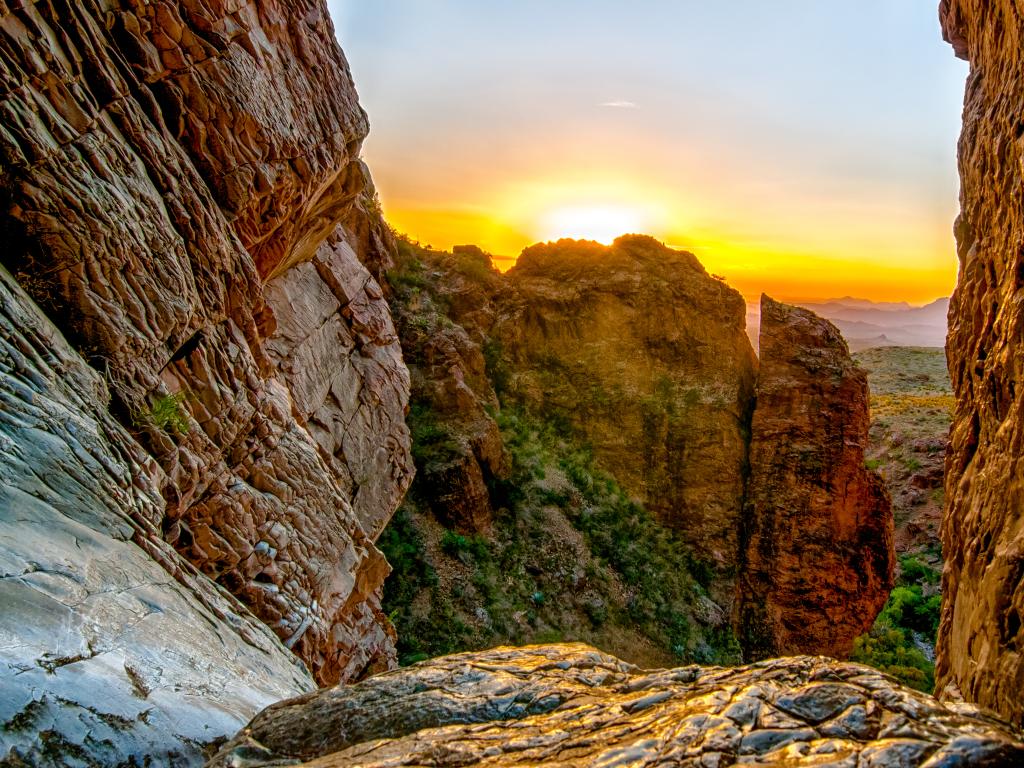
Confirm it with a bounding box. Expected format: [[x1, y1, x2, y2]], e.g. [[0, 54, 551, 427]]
[[0, 265, 314, 765], [210, 643, 1024, 767], [499, 236, 758, 578], [938, 0, 1024, 725], [0, 0, 412, 687], [382, 238, 896, 664], [742, 296, 893, 660], [1, 0, 412, 762], [389, 244, 509, 533]]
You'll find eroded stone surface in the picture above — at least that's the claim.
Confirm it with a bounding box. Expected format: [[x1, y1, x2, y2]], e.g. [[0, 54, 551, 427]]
[[0, 266, 314, 766], [937, 0, 1024, 726], [499, 236, 758, 587], [0, 0, 412, 690], [741, 296, 894, 660], [209, 644, 1024, 767]]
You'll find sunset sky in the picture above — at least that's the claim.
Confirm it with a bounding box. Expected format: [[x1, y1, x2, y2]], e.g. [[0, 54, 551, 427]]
[[327, 1, 967, 304]]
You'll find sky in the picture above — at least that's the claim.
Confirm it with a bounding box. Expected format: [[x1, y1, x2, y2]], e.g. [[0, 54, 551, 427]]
[[327, 1, 968, 304]]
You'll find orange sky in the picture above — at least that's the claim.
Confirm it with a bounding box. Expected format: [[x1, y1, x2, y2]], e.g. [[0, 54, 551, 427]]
[[332, 1, 968, 305]]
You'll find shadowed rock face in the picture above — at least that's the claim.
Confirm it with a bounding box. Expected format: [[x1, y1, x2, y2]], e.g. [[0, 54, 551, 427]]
[[1, 0, 412, 762], [741, 296, 894, 660], [209, 643, 1024, 767], [938, 0, 1024, 726], [0, 0, 412, 688]]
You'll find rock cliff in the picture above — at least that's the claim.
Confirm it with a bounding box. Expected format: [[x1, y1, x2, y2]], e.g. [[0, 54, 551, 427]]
[[210, 644, 1024, 767], [741, 296, 894, 660], [380, 238, 892, 668], [499, 237, 758, 580], [938, 0, 1024, 726], [1, 0, 412, 761]]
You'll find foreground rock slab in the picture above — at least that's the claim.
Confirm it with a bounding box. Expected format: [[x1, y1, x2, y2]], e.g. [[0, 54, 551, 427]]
[[209, 644, 1024, 767]]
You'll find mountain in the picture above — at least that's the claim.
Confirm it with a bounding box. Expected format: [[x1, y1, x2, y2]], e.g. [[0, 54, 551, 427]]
[[382, 236, 892, 669], [747, 297, 948, 351]]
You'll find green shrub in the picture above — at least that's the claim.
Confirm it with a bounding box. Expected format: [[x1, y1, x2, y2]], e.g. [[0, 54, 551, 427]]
[[143, 391, 190, 434], [440, 530, 491, 562], [851, 553, 942, 692], [407, 401, 461, 469]]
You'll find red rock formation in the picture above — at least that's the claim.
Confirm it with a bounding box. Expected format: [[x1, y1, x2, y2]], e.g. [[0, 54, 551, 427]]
[[389, 243, 510, 533], [0, 0, 412, 687], [937, 0, 1024, 725], [741, 296, 894, 660], [499, 236, 758, 582]]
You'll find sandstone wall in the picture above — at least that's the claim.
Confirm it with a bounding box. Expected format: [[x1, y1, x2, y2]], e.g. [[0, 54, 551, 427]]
[[0, 1, 413, 760], [500, 236, 758, 580], [741, 296, 894, 660], [0, 0, 412, 687], [938, 0, 1024, 725], [0, 265, 314, 764]]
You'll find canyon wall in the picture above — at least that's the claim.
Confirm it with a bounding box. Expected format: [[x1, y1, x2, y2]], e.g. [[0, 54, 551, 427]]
[[938, 0, 1024, 725], [499, 237, 758, 579], [741, 296, 894, 660], [1, 0, 411, 761], [382, 237, 892, 666]]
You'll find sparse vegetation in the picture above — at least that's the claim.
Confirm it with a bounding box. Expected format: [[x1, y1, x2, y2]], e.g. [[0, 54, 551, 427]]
[[851, 554, 942, 692], [407, 401, 462, 471], [851, 347, 949, 692], [140, 391, 190, 434], [380, 401, 741, 669]]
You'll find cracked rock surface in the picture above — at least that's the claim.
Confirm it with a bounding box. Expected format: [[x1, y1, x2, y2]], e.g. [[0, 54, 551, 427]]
[[209, 643, 1024, 767], [0, 0, 412, 692], [0, 266, 314, 765]]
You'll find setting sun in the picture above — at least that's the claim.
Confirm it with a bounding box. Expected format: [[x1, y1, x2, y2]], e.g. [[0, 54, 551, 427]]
[[538, 204, 648, 245]]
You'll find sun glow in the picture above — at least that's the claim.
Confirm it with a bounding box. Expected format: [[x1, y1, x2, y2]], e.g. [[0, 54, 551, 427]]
[[538, 204, 649, 245]]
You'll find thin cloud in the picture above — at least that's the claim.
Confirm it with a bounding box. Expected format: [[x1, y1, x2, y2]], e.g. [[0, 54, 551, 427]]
[[599, 100, 638, 109]]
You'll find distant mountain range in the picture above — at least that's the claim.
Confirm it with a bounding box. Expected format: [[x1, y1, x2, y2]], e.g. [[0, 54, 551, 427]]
[[747, 297, 948, 351]]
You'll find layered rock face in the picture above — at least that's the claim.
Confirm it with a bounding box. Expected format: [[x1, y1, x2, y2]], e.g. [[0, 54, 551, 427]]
[[0, 266, 314, 764], [382, 238, 892, 665], [210, 644, 1024, 767], [1, 0, 412, 761], [938, 0, 1024, 725], [741, 296, 894, 660], [1, 0, 411, 686], [500, 236, 758, 573]]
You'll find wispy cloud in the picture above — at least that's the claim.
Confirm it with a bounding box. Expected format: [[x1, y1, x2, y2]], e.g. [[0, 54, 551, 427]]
[[599, 100, 638, 109]]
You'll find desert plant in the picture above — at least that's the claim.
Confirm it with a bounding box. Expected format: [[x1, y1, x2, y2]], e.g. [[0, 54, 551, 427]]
[[142, 391, 190, 434]]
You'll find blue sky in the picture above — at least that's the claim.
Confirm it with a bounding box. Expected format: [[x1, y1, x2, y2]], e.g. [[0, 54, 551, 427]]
[[327, 1, 967, 302]]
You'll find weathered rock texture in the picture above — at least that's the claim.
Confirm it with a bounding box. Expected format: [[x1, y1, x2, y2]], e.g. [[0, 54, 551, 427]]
[[1, 0, 412, 762], [741, 296, 894, 661], [0, 0, 412, 687], [391, 243, 510, 533], [938, 0, 1024, 725], [0, 265, 314, 765], [500, 236, 758, 576], [210, 643, 1024, 767], [382, 238, 893, 666]]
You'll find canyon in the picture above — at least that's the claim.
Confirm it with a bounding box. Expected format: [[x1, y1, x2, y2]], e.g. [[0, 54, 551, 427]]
[[383, 236, 892, 670], [0, 0, 1021, 766]]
